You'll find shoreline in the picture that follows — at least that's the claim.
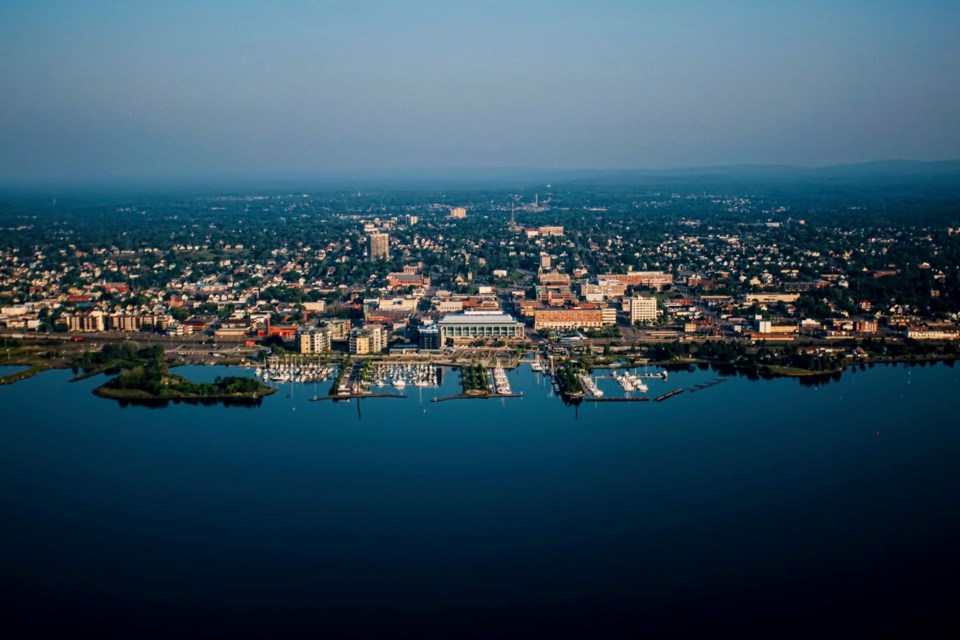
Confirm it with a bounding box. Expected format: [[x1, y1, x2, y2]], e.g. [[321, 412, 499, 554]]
[[1, 350, 956, 391], [432, 392, 523, 403], [0, 363, 57, 386]]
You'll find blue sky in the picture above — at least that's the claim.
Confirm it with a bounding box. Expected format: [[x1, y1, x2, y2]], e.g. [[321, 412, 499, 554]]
[[1, 0, 958, 182]]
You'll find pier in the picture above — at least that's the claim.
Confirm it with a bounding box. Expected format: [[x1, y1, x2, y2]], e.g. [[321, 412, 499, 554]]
[[578, 373, 603, 397], [635, 371, 669, 380], [492, 361, 512, 395], [609, 371, 649, 393]]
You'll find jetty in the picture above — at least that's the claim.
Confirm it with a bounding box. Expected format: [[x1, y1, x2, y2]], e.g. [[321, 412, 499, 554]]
[[578, 373, 603, 397], [492, 361, 512, 395], [635, 370, 668, 380], [654, 389, 685, 402]]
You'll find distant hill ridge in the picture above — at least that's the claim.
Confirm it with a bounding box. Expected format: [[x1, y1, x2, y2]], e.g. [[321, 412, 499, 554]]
[[3, 159, 959, 192], [290, 159, 960, 184]]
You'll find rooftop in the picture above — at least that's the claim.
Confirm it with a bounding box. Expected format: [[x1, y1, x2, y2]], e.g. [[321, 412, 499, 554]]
[[438, 313, 519, 325]]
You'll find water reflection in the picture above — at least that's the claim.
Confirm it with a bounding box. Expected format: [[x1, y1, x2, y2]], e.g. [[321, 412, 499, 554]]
[[115, 395, 265, 409]]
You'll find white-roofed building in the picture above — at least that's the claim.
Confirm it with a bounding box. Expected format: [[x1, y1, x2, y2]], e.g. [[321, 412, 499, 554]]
[[437, 311, 524, 344]]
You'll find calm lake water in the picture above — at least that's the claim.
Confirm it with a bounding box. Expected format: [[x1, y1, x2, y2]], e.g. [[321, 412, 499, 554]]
[[2, 362, 959, 637]]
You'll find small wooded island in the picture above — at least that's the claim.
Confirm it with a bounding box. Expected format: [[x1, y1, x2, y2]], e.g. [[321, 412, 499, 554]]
[[81, 343, 276, 406]]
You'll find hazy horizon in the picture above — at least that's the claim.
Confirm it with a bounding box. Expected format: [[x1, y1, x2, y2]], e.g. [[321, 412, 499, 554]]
[[2, 1, 959, 184]]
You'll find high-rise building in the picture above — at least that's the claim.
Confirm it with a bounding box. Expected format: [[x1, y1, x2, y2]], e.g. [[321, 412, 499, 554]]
[[369, 232, 389, 261], [449, 207, 467, 219], [318, 318, 352, 341], [630, 296, 658, 324], [349, 325, 387, 354], [418, 324, 441, 350], [299, 328, 331, 354]]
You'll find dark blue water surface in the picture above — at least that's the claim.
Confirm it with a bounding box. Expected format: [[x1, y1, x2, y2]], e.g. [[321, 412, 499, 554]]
[[2, 363, 959, 638]]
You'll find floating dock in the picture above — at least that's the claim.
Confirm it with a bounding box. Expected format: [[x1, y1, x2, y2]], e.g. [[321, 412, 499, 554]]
[[654, 389, 685, 402]]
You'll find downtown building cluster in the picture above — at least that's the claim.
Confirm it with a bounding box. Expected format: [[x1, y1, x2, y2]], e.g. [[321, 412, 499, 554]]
[[1, 188, 959, 355]]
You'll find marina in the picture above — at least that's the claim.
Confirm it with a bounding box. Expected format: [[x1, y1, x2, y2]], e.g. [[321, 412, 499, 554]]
[[578, 373, 604, 397], [492, 361, 513, 395], [530, 354, 544, 373], [524, 358, 683, 404], [610, 371, 650, 394], [256, 356, 336, 384], [369, 362, 441, 389], [244, 356, 738, 406]]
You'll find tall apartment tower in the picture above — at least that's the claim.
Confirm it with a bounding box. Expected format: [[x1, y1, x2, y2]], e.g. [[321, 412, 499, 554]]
[[630, 295, 658, 324], [449, 207, 467, 219], [369, 232, 390, 261]]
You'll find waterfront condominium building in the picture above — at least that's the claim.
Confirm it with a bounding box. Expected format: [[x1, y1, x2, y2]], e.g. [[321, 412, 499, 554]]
[[630, 296, 658, 324], [299, 328, 332, 355], [318, 318, 352, 341], [349, 325, 388, 354], [437, 311, 524, 345], [369, 232, 390, 261], [67, 310, 106, 332]]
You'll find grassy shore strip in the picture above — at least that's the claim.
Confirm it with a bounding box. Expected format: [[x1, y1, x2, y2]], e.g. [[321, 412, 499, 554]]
[[0, 362, 61, 385], [70, 366, 112, 381]]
